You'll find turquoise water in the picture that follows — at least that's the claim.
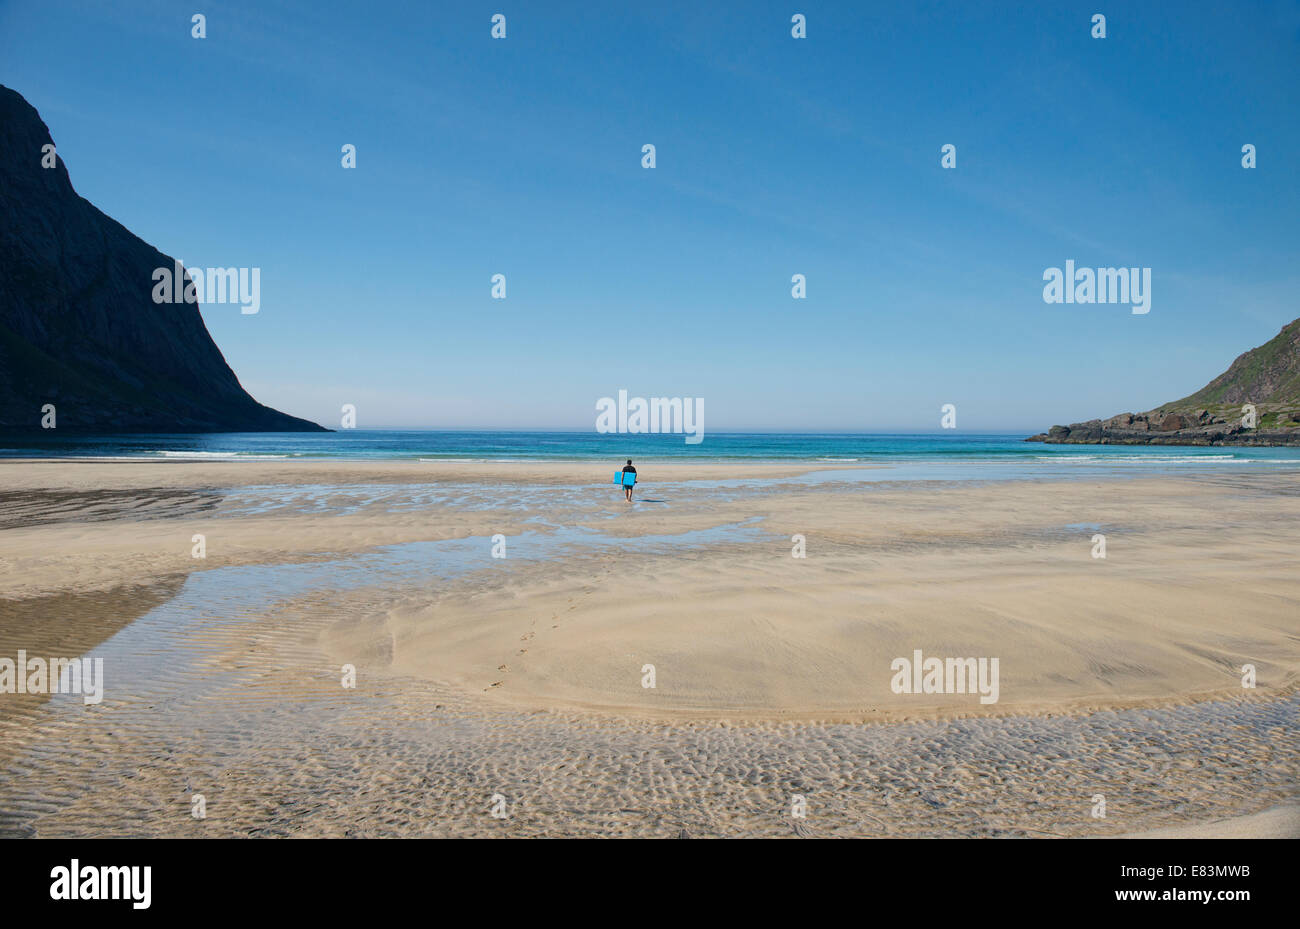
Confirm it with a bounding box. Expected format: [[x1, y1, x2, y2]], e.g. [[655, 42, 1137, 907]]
[[4, 430, 1300, 468]]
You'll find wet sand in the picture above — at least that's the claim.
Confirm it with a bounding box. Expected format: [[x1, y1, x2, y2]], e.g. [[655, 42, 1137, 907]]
[[1118, 803, 1300, 839], [0, 459, 1296, 836]]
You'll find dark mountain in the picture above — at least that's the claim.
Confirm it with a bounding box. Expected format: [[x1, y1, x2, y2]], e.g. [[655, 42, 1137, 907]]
[[1028, 318, 1300, 445], [0, 85, 326, 433]]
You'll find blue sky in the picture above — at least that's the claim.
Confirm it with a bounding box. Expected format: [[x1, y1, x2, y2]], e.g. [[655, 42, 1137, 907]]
[[2, 0, 1297, 431]]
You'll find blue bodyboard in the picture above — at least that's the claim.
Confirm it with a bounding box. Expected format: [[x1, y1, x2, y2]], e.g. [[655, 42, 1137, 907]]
[[614, 471, 637, 486]]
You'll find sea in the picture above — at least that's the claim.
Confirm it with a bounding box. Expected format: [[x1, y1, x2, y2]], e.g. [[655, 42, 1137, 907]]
[[3, 431, 1300, 483]]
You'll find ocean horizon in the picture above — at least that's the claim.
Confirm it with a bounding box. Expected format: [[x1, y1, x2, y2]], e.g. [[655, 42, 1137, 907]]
[[5, 431, 1300, 479]]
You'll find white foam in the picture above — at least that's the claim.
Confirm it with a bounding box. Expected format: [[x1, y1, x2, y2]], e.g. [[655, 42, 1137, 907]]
[[1034, 454, 1242, 464], [155, 451, 288, 460]]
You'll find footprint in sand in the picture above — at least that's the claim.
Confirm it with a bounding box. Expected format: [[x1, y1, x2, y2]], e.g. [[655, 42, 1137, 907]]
[[520, 632, 534, 641], [498, 664, 508, 672]]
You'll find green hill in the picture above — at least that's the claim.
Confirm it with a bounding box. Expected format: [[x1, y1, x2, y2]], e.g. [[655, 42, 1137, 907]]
[[1028, 318, 1300, 445]]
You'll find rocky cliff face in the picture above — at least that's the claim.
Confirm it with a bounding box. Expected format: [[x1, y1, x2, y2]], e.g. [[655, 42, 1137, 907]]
[[0, 85, 325, 433], [1028, 318, 1300, 446]]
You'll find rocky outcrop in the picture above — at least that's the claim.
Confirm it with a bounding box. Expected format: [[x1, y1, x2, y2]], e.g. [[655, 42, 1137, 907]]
[[1028, 319, 1300, 446], [0, 85, 326, 433]]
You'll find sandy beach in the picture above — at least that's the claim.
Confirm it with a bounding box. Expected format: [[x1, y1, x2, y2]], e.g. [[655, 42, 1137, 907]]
[[1, 459, 1297, 837]]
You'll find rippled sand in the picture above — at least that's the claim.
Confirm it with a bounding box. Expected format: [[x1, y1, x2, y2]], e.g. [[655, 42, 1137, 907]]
[[2, 618, 1294, 837], [0, 460, 1297, 836]]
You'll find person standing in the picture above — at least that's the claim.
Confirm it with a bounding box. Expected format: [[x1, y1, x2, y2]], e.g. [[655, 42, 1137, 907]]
[[621, 459, 637, 502]]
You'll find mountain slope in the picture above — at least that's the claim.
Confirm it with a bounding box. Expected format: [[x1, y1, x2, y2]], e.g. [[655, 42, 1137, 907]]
[[0, 85, 325, 433], [1028, 318, 1300, 445]]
